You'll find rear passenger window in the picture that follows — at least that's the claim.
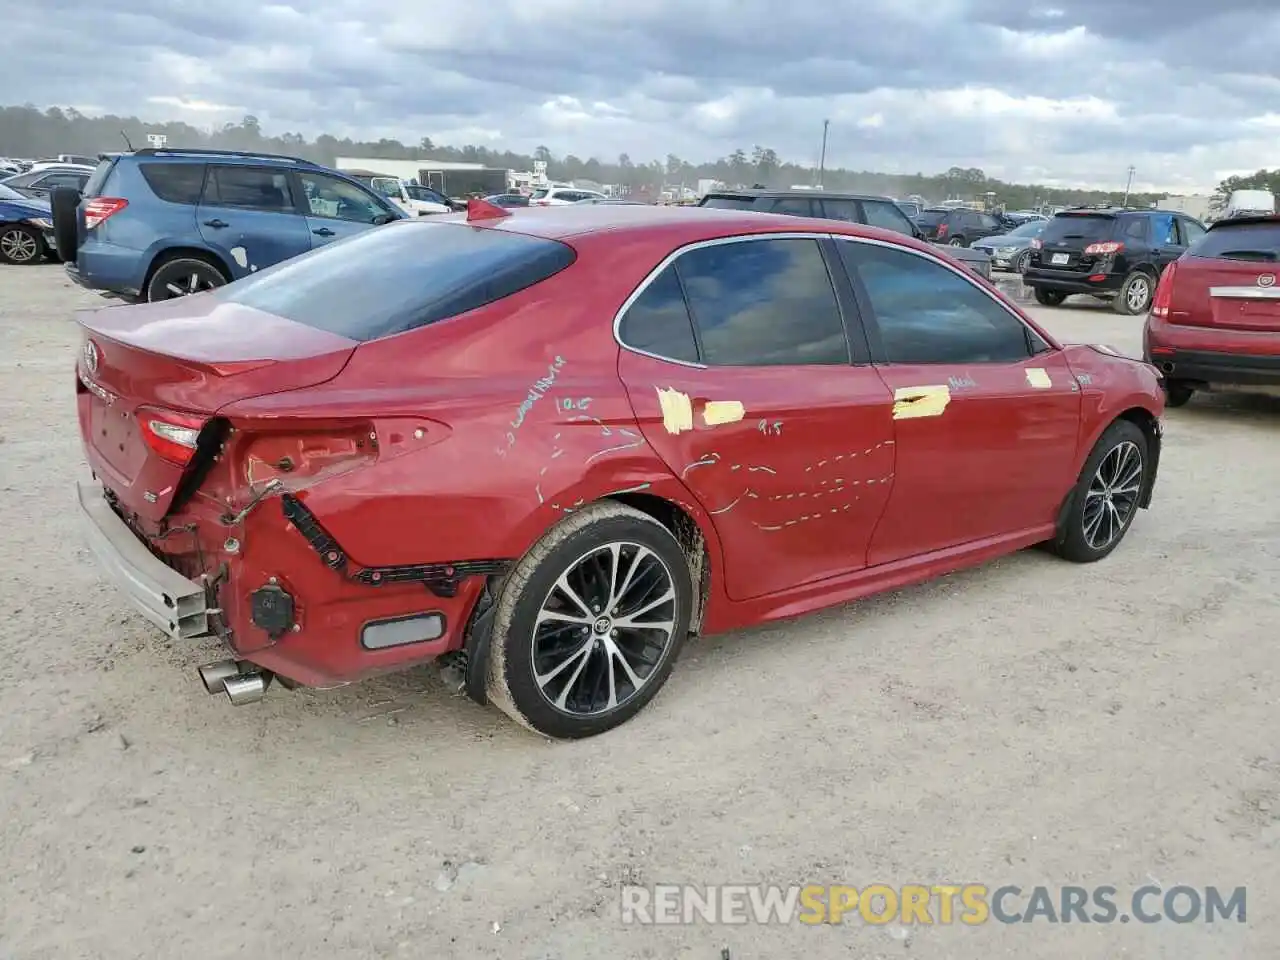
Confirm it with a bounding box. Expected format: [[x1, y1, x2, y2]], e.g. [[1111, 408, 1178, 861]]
[[820, 199, 859, 222], [1123, 217, 1149, 240], [618, 265, 699, 363], [840, 241, 1035, 364], [675, 238, 849, 366], [861, 201, 914, 235], [767, 198, 817, 217], [205, 166, 294, 212], [140, 163, 205, 204]]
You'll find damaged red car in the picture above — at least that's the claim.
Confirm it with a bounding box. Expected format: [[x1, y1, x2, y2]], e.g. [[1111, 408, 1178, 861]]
[[75, 200, 1165, 739]]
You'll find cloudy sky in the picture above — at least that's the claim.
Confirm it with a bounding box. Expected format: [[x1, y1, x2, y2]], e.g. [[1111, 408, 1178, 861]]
[[11, 0, 1280, 191]]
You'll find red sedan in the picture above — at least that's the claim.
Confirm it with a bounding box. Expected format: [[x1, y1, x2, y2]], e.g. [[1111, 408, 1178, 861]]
[[75, 200, 1166, 738]]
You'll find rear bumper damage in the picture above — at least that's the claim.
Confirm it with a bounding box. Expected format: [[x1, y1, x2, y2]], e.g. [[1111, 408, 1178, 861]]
[[76, 481, 210, 640]]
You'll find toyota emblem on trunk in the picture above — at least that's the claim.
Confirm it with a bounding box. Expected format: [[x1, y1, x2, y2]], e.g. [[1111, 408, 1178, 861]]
[[1258, 274, 1276, 287], [82, 339, 100, 375]]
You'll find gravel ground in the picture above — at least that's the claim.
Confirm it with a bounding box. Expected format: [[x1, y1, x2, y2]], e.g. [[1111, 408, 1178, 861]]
[[1, 263, 1277, 960]]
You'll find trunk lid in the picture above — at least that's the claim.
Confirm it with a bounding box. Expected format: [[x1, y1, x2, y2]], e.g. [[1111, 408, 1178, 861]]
[[76, 294, 357, 522]]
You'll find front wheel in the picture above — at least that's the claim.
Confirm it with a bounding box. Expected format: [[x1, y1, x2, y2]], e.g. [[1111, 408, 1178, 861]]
[[1013, 250, 1031, 274], [948, 236, 966, 247], [1049, 420, 1148, 563], [1034, 287, 1068, 307], [0, 224, 44, 265], [486, 502, 693, 739]]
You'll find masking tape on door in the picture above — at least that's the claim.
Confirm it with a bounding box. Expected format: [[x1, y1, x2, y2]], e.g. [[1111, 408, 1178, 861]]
[[892, 385, 951, 420]]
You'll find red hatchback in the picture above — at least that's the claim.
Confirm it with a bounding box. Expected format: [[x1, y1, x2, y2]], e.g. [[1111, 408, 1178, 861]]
[[1144, 214, 1280, 406], [75, 201, 1166, 738]]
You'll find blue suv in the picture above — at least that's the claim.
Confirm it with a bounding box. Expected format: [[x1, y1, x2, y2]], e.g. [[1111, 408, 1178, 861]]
[[53, 149, 405, 302]]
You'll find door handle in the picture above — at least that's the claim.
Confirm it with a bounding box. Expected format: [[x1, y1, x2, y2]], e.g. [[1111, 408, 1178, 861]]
[[202, 218, 228, 228], [313, 227, 335, 237]]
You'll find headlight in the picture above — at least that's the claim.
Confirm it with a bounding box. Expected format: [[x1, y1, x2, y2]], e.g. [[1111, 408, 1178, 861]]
[[27, 217, 53, 230], [996, 246, 1017, 256]]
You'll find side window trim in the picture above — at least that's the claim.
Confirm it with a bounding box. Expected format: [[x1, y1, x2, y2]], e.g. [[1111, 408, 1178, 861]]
[[835, 234, 1055, 365], [613, 231, 865, 369]]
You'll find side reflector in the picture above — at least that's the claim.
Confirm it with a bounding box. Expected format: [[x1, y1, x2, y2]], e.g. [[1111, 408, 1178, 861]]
[[361, 613, 446, 650]]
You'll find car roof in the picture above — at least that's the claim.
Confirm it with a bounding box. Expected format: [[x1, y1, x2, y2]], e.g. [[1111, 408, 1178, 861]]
[[706, 188, 893, 202], [444, 203, 929, 247]]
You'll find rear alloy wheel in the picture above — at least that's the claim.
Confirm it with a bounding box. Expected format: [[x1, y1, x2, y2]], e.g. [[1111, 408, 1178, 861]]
[[1050, 420, 1148, 563], [0, 224, 43, 265], [1163, 379, 1195, 408], [146, 257, 226, 301], [1114, 271, 1154, 315], [1034, 287, 1068, 307], [487, 502, 692, 739], [1013, 249, 1031, 274]]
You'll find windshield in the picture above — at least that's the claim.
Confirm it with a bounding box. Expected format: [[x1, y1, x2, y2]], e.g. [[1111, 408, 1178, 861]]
[[0, 184, 26, 201], [1040, 214, 1114, 243], [530, 188, 549, 200], [1008, 220, 1046, 238]]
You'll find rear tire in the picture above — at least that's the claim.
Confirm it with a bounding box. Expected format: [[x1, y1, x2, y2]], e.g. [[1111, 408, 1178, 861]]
[[1163, 380, 1195, 408], [486, 502, 692, 739], [1013, 249, 1031, 274], [1049, 420, 1148, 563], [0, 224, 44, 265], [1114, 271, 1154, 315], [145, 255, 228, 302], [1034, 287, 1068, 306], [50, 186, 81, 263]]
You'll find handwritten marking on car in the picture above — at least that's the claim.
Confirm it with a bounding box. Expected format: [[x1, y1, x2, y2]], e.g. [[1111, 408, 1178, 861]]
[[1025, 368, 1053, 389], [757, 419, 783, 436], [702, 400, 745, 426], [892, 385, 951, 420], [583, 439, 644, 464], [1075, 373, 1093, 386], [948, 375, 977, 390], [681, 453, 721, 477], [510, 356, 566, 431], [656, 387, 694, 435]]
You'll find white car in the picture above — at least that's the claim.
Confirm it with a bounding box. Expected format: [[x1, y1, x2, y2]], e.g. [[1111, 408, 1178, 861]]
[[368, 177, 453, 216], [529, 187, 607, 206]]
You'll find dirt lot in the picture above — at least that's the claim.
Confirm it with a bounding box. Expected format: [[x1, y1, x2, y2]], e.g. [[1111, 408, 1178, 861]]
[[1, 263, 1277, 960]]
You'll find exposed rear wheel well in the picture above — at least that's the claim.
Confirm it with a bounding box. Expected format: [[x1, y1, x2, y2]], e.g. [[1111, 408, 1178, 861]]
[[143, 247, 231, 290], [607, 491, 711, 635]]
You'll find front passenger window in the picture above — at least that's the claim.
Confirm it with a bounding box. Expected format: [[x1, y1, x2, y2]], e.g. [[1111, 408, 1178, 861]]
[[840, 241, 1036, 364], [297, 173, 388, 223]]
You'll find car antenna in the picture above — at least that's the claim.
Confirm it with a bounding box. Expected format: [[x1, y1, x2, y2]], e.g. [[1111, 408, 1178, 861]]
[[120, 130, 135, 151], [466, 196, 511, 222]]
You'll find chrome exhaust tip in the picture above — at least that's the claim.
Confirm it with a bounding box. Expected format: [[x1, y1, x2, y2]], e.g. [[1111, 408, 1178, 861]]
[[223, 671, 270, 706], [198, 660, 243, 695]]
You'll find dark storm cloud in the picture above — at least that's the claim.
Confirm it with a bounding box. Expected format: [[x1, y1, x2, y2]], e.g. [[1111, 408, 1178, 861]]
[[5, 0, 1278, 189]]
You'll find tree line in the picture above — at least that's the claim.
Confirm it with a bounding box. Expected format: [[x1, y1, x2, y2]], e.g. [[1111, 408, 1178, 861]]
[[0, 103, 1228, 210]]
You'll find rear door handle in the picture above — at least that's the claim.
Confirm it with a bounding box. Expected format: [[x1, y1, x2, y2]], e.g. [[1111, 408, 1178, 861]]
[[313, 227, 335, 237], [203, 218, 228, 228]]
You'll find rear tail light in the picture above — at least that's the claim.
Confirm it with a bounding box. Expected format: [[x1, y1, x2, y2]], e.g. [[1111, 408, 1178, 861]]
[[83, 197, 128, 230], [1083, 241, 1125, 255], [139, 407, 206, 465], [1030, 238, 1043, 249], [936, 223, 949, 238], [1150, 260, 1178, 319]]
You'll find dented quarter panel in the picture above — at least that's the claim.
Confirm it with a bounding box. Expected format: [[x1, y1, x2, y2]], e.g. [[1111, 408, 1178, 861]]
[[1060, 344, 1165, 475]]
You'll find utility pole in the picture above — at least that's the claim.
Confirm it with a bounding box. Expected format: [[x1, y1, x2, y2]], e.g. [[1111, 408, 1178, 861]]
[[818, 119, 830, 188], [1122, 165, 1135, 207]]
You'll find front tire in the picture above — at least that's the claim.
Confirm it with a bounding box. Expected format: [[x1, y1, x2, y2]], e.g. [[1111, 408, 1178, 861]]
[[1013, 249, 1031, 274], [948, 236, 966, 247], [486, 502, 693, 739], [145, 256, 227, 301], [0, 224, 44, 265], [1050, 420, 1148, 563], [1034, 287, 1068, 306]]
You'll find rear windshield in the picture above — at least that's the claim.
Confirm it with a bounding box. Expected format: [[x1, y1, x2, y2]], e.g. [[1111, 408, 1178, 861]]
[[700, 196, 758, 210], [1189, 220, 1280, 261], [82, 158, 118, 198], [218, 221, 577, 341], [1040, 214, 1114, 243]]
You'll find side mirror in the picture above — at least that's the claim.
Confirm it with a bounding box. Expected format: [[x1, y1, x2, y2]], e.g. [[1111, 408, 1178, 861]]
[[372, 213, 395, 226]]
